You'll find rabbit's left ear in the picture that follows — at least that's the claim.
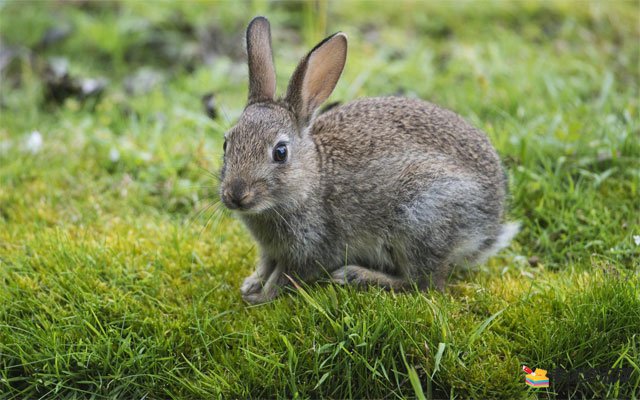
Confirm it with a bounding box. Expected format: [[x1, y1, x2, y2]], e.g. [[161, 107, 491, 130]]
[[285, 32, 347, 126], [246, 16, 276, 104]]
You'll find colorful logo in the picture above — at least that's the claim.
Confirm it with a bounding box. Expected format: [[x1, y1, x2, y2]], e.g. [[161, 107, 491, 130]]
[[522, 365, 549, 388]]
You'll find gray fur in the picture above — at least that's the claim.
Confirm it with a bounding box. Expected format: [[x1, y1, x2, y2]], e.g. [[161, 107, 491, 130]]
[[219, 17, 518, 304]]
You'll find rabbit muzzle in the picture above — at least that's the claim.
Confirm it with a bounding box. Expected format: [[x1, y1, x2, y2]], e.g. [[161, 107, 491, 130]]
[[220, 178, 269, 213]]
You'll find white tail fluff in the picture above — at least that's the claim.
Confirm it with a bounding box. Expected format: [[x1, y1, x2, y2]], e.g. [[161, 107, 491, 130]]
[[494, 222, 520, 253], [451, 221, 520, 268], [477, 221, 520, 264]]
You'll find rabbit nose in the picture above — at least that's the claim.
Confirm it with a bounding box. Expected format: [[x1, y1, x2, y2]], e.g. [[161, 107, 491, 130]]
[[223, 179, 253, 209]]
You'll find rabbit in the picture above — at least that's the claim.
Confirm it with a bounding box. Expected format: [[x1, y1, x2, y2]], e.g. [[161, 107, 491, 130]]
[[219, 16, 519, 304]]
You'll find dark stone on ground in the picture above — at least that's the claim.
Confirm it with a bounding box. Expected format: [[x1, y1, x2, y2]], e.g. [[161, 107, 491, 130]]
[[43, 57, 107, 104], [201, 92, 217, 120]]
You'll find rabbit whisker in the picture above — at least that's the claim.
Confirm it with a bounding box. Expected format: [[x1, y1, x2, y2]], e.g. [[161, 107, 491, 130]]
[[198, 202, 227, 240], [195, 164, 221, 183], [188, 199, 220, 228]]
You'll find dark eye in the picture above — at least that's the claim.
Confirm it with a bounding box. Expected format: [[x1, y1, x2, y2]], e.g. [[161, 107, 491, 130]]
[[223, 139, 227, 153], [273, 142, 288, 163]]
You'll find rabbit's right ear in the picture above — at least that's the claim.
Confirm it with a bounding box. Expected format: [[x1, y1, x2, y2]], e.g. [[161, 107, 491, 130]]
[[246, 16, 276, 104], [285, 32, 347, 126]]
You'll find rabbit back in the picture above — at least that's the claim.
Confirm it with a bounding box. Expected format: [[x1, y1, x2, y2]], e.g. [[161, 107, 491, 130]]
[[310, 96, 509, 271]]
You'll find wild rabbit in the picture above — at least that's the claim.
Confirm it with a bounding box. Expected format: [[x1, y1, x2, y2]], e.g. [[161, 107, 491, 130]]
[[219, 16, 518, 304]]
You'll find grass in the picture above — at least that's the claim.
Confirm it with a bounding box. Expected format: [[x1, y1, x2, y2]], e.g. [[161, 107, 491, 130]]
[[1, 0, 639, 398]]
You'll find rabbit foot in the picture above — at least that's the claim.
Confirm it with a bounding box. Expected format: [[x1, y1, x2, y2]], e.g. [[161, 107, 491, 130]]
[[332, 265, 409, 291], [331, 265, 372, 285], [242, 289, 278, 305], [242, 264, 285, 304], [240, 272, 264, 297]]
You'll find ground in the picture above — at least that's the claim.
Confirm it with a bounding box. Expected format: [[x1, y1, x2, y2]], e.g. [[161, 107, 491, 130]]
[[0, 1, 639, 398]]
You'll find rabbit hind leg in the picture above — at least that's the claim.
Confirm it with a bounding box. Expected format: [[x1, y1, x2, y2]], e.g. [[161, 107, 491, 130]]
[[331, 265, 413, 291]]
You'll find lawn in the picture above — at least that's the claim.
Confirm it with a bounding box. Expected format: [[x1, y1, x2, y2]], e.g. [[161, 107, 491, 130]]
[[1, 0, 639, 398]]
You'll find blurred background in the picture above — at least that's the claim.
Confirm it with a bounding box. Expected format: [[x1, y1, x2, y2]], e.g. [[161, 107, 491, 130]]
[[3, 1, 637, 122]]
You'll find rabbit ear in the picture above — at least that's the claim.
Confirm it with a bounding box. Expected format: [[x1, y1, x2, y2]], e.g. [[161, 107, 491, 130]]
[[285, 32, 347, 126], [246, 16, 276, 103]]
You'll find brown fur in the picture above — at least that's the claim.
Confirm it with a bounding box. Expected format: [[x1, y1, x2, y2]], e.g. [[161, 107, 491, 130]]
[[219, 17, 518, 304]]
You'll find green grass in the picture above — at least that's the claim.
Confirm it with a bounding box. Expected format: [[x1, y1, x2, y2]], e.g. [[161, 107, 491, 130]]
[[1, 0, 639, 398]]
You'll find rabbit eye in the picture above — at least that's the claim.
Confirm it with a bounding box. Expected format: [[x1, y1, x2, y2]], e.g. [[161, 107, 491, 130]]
[[273, 142, 288, 163], [223, 139, 227, 153]]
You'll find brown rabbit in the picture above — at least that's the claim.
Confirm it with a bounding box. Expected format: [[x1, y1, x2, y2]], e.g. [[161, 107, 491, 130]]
[[219, 17, 518, 304]]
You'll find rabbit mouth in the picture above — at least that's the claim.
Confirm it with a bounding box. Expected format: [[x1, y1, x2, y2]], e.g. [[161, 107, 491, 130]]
[[220, 187, 272, 214], [222, 191, 256, 211], [225, 199, 274, 214]]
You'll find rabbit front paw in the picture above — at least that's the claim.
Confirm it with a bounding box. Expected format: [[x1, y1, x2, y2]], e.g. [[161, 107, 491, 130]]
[[241, 271, 280, 304], [242, 289, 278, 305], [241, 264, 285, 304], [240, 272, 264, 297]]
